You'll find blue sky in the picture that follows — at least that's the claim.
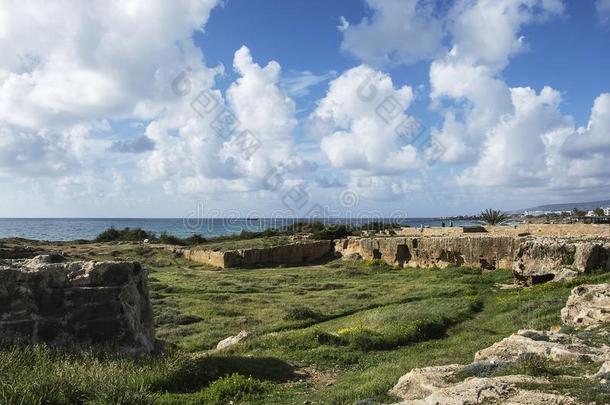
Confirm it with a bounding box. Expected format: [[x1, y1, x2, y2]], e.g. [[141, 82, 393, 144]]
[[0, 0, 609, 218]]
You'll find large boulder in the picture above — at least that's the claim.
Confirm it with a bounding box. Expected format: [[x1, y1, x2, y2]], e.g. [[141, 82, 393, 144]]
[[0, 255, 155, 352], [561, 284, 610, 328]]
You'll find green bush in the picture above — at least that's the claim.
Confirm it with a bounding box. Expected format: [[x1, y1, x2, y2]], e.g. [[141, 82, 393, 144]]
[[284, 306, 322, 321], [562, 253, 575, 266], [94, 227, 206, 246], [201, 373, 271, 404], [312, 225, 350, 240], [95, 227, 153, 243]]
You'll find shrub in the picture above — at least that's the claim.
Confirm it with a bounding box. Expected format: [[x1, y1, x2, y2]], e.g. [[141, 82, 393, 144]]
[[562, 253, 575, 266], [95, 227, 153, 243], [201, 373, 272, 404], [284, 306, 322, 321], [312, 225, 350, 240]]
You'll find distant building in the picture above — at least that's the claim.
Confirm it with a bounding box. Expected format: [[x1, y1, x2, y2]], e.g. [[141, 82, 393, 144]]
[[605, 207, 610, 216], [586, 210, 596, 217]]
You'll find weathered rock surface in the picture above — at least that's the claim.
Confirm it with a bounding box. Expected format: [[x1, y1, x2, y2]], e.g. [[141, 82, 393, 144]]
[[474, 329, 610, 364], [391, 366, 573, 405], [0, 255, 155, 352], [216, 330, 250, 350], [335, 235, 521, 270], [390, 282, 610, 404], [513, 240, 610, 286], [179, 240, 333, 268], [561, 284, 610, 327]]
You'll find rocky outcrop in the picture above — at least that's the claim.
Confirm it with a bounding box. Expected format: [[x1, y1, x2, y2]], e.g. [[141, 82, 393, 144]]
[[390, 283, 610, 404], [392, 372, 572, 405], [474, 329, 610, 364], [513, 240, 610, 285], [335, 235, 521, 270], [561, 284, 610, 327], [0, 255, 155, 352], [179, 240, 333, 268]]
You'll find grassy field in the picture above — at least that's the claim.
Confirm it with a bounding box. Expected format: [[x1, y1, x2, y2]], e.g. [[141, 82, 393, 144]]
[[2, 242, 610, 404]]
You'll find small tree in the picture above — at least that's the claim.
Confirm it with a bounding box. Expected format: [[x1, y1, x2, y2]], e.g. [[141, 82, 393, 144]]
[[480, 209, 509, 225], [594, 208, 605, 216], [571, 208, 586, 217]]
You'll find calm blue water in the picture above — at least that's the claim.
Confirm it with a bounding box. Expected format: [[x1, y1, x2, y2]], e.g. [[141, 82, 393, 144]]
[[0, 218, 476, 241]]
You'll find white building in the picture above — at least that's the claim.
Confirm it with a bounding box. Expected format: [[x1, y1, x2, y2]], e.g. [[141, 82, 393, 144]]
[[586, 210, 596, 217], [605, 207, 610, 216]]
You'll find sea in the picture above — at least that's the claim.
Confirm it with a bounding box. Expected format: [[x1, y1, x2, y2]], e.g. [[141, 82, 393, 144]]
[[0, 218, 477, 241]]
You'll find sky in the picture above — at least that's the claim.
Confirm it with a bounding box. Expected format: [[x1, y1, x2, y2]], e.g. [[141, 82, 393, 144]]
[[0, 0, 609, 218]]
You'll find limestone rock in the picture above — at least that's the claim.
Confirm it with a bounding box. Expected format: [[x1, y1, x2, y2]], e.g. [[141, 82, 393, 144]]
[[392, 375, 573, 405], [0, 255, 155, 352], [474, 329, 610, 364], [595, 360, 610, 378], [561, 284, 610, 328], [389, 364, 461, 400], [216, 330, 250, 350], [513, 240, 610, 286]]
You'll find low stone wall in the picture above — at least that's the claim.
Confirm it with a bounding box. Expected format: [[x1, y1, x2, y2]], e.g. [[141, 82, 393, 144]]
[[181, 248, 226, 268], [179, 240, 334, 268], [0, 255, 155, 352], [335, 235, 522, 270]]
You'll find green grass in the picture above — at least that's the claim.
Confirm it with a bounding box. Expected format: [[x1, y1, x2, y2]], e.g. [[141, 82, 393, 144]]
[[2, 242, 610, 404]]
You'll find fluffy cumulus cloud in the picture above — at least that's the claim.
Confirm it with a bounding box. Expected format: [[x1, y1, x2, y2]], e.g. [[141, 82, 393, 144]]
[[459, 86, 574, 187], [312, 65, 418, 175], [141, 46, 301, 194], [340, 0, 444, 66], [562, 94, 610, 159], [309, 65, 425, 200], [0, 0, 221, 187], [426, 0, 598, 191]]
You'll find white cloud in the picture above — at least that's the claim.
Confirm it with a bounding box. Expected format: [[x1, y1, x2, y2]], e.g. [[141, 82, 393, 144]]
[[597, 0, 610, 24], [0, 0, 221, 182], [459, 86, 574, 187], [280, 70, 336, 98], [447, 0, 564, 70], [562, 94, 610, 159], [430, 0, 567, 167], [141, 46, 302, 194], [312, 65, 418, 176], [340, 0, 444, 66]]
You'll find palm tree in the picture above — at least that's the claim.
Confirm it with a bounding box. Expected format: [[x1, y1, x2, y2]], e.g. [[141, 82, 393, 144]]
[[480, 208, 509, 225]]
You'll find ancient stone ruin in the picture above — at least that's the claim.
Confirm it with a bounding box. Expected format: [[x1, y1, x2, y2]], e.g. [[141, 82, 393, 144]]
[[0, 254, 155, 352], [177, 232, 610, 287], [178, 240, 334, 268]]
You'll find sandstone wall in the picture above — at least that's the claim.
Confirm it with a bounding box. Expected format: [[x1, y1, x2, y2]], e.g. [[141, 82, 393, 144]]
[[0, 255, 155, 352], [180, 240, 333, 268], [181, 248, 226, 268], [335, 235, 522, 270]]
